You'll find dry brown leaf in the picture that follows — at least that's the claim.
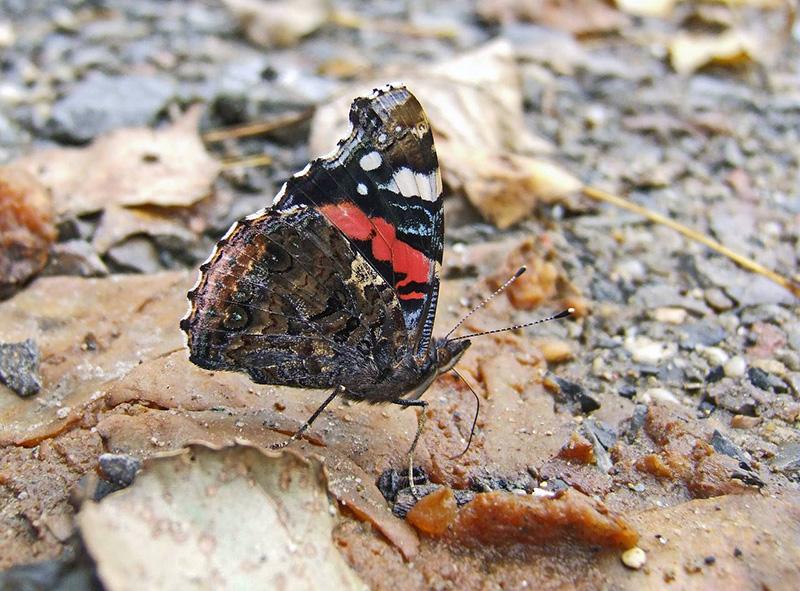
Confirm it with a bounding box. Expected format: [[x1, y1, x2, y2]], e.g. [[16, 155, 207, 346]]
[[670, 29, 759, 75], [310, 40, 580, 229], [477, 0, 629, 35], [16, 106, 219, 220], [223, 0, 330, 48], [0, 165, 56, 297], [91, 205, 196, 254], [78, 444, 367, 591]]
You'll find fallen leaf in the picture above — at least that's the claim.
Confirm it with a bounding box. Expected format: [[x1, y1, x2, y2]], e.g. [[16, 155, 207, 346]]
[[16, 106, 220, 220], [670, 29, 759, 75], [223, 0, 330, 48], [78, 444, 367, 591], [0, 165, 56, 297], [477, 0, 629, 35], [615, 0, 676, 18], [91, 205, 196, 255], [310, 40, 581, 229]]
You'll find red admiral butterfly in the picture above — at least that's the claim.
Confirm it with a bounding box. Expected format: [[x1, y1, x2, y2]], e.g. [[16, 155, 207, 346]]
[[181, 85, 570, 480]]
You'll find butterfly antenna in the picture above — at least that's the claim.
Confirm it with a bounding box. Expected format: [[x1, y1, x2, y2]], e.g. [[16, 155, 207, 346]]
[[444, 266, 527, 340], [449, 308, 575, 341], [448, 368, 480, 459]]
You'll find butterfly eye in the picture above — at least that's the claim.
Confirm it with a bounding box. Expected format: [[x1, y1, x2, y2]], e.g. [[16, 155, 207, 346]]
[[264, 242, 292, 272], [223, 305, 250, 330]]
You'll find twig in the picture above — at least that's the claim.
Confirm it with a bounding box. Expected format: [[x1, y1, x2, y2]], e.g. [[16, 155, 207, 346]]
[[582, 185, 800, 299], [220, 154, 273, 170], [202, 109, 314, 143]]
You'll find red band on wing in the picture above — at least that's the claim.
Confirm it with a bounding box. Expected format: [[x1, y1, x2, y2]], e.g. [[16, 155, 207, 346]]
[[319, 203, 430, 300]]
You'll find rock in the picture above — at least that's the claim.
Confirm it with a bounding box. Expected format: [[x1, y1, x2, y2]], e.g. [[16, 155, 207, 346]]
[[750, 358, 787, 378], [730, 414, 761, 429], [543, 374, 600, 414], [724, 356, 747, 378], [679, 321, 727, 350], [705, 365, 724, 383], [621, 546, 647, 570], [699, 346, 729, 366], [710, 430, 751, 464], [747, 367, 788, 393], [653, 306, 687, 324], [42, 240, 108, 277], [704, 287, 734, 311], [0, 165, 56, 298], [105, 237, 163, 274], [0, 339, 42, 397], [625, 335, 676, 365], [642, 388, 681, 406], [98, 453, 141, 488], [771, 443, 800, 477], [45, 73, 175, 143], [618, 383, 637, 399]]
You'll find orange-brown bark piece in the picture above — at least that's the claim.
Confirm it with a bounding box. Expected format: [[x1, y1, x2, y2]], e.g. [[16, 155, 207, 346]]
[[557, 432, 595, 464], [0, 165, 55, 296], [406, 487, 458, 536], [449, 489, 638, 549]]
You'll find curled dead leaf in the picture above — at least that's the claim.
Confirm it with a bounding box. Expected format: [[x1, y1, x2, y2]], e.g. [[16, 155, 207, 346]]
[[223, 0, 330, 48], [16, 106, 220, 220], [78, 444, 367, 591], [670, 29, 759, 75]]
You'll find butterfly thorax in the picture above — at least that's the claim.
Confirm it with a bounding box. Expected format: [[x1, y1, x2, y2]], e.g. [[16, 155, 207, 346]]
[[345, 338, 471, 403]]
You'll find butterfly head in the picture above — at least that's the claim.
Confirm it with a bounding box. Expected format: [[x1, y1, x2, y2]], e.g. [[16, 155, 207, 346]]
[[433, 338, 471, 375]]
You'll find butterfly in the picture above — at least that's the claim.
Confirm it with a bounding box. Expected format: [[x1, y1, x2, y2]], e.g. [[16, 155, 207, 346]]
[[181, 85, 470, 462]]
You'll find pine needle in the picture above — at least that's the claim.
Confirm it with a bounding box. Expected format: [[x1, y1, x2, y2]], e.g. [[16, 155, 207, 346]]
[[582, 185, 800, 299]]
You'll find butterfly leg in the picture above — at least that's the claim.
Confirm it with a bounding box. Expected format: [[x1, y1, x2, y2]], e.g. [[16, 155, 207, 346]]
[[391, 398, 428, 499], [270, 386, 344, 450]]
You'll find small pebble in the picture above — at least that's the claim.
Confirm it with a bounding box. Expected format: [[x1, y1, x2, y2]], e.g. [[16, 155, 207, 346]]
[[642, 387, 680, 405], [704, 287, 734, 311], [625, 336, 676, 365], [724, 356, 747, 378], [750, 358, 787, 377], [699, 346, 729, 366], [653, 307, 687, 324], [731, 415, 761, 429], [621, 547, 647, 570]]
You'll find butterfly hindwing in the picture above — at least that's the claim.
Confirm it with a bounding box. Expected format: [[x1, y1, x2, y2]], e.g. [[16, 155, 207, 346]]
[[275, 86, 444, 358], [182, 205, 408, 390]]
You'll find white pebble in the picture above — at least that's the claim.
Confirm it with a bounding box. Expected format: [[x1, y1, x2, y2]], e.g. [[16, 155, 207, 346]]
[[653, 307, 687, 324], [724, 356, 747, 378], [625, 336, 676, 365], [621, 547, 647, 570], [750, 358, 787, 377], [642, 388, 680, 405], [699, 346, 729, 366]]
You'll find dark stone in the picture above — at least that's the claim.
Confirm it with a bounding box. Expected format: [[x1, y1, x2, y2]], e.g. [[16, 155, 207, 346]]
[[391, 484, 475, 519], [705, 365, 724, 383], [98, 453, 141, 488], [42, 241, 108, 278], [583, 419, 617, 450], [0, 540, 101, 591], [618, 383, 637, 399], [45, 73, 175, 143], [747, 366, 788, 393], [0, 339, 42, 397], [376, 467, 427, 503], [549, 375, 600, 414], [710, 430, 751, 464], [623, 404, 648, 443]]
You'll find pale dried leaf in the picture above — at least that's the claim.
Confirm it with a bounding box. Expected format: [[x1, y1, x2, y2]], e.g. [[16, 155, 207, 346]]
[[223, 0, 330, 48], [78, 444, 367, 591], [615, 0, 677, 18], [310, 40, 578, 228], [670, 30, 759, 75], [92, 205, 196, 254], [477, 0, 629, 35], [16, 106, 219, 219]]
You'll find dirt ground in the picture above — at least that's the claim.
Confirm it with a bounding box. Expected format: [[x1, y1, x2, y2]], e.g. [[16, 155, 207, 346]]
[[1, 1, 799, 590]]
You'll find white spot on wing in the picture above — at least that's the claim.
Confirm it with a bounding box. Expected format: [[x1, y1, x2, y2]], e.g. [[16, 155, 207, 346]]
[[386, 167, 440, 202], [357, 183, 368, 195], [293, 162, 311, 177], [359, 151, 382, 171]]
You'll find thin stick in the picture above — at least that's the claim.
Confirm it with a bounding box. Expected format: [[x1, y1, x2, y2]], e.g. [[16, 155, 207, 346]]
[[582, 185, 800, 298], [220, 154, 273, 170], [203, 109, 314, 143]]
